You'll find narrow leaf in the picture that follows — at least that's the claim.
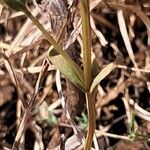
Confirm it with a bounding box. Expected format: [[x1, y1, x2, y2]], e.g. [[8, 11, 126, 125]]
[[49, 49, 85, 92], [90, 62, 115, 93], [4, 0, 26, 11], [91, 59, 100, 78]]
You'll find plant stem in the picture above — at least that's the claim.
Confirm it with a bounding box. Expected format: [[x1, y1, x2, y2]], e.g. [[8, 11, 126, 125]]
[[85, 92, 96, 150], [80, 0, 96, 150], [23, 8, 68, 60], [80, 0, 91, 90]]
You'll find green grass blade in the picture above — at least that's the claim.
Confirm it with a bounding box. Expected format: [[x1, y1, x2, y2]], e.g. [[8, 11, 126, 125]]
[[90, 62, 115, 93], [49, 49, 85, 92], [4, 0, 26, 11]]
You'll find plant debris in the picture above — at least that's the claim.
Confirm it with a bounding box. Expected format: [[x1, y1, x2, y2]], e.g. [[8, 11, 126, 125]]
[[0, 0, 150, 149]]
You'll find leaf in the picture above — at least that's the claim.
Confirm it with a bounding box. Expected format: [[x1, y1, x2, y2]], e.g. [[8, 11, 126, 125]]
[[49, 49, 85, 92], [4, 0, 26, 11], [90, 62, 115, 93], [23, 8, 86, 91], [76, 113, 88, 129], [91, 59, 100, 78]]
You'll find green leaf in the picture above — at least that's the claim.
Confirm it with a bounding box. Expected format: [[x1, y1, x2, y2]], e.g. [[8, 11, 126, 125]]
[[49, 49, 85, 92], [76, 113, 88, 129], [4, 0, 26, 11], [22, 9, 85, 92], [91, 59, 100, 78], [128, 112, 138, 140], [90, 62, 115, 93]]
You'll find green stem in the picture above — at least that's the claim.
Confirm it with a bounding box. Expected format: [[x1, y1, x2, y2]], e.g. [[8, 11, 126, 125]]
[[80, 1, 95, 150], [23, 8, 67, 60], [80, 0, 91, 90], [85, 92, 96, 150]]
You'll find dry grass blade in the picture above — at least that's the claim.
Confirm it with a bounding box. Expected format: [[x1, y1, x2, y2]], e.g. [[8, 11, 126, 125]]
[[29, 59, 49, 107], [90, 15, 108, 46], [117, 10, 140, 74], [37, 73, 53, 107], [56, 69, 69, 117], [107, 2, 150, 45], [1, 0, 150, 149], [129, 99, 150, 122], [90, 0, 103, 10], [96, 131, 130, 140], [6, 8, 39, 57], [34, 59, 49, 94], [48, 99, 61, 112], [122, 97, 132, 125], [30, 121, 44, 150], [0, 11, 24, 24], [0, 2, 3, 16], [12, 110, 29, 150], [91, 12, 118, 32], [20, 65, 56, 74], [12, 60, 49, 149], [93, 133, 99, 150], [0, 37, 44, 69], [117, 65, 150, 73], [3, 53, 26, 107], [65, 0, 103, 50]]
